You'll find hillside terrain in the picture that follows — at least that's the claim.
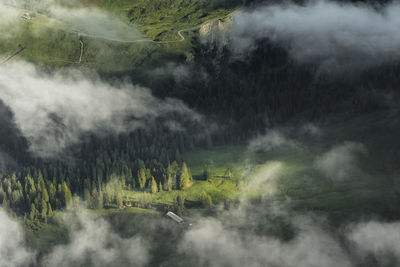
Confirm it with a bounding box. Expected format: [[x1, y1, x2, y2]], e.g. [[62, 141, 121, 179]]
[[0, 0, 235, 72], [19, 109, 400, 266], [1, 1, 400, 266]]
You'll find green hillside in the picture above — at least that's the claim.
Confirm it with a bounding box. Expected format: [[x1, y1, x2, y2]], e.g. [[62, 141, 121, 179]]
[[0, 0, 236, 72]]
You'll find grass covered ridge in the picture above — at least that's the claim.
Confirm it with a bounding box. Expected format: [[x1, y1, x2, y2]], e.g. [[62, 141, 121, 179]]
[[0, 0, 236, 72]]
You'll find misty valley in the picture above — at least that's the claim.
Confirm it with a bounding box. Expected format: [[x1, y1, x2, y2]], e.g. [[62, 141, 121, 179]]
[[1, 0, 400, 267]]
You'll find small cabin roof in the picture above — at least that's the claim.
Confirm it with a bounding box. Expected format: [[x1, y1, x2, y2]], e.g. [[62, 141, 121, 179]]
[[21, 13, 33, 19], [165, 211, 184, 224]]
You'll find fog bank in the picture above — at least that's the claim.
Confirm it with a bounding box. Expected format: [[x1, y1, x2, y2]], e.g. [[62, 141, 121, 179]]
[[230, 1, 400, 70], [0, 62, 200, 157]]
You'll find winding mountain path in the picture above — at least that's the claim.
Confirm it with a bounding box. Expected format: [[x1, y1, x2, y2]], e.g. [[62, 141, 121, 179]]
[[78, 40, 84, 63]]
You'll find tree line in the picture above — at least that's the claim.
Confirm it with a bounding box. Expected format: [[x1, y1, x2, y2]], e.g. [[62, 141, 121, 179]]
[[0, 159, 193, 224], [0, 127, 197, 225]]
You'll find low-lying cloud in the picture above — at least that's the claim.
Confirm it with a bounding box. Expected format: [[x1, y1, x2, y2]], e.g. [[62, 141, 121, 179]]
[[348, 221, 400, 266], [0, 206, 150, 267], [0, 208, 35, 267], [42, 211, 148, 267], [230, 1, 400, 71], [0, 62, 201, 157], [314, 142, 367, 181], [180, 211, 400, 267], [240, 161, 284, 200], [0, 4, 23, 39], [48, 6, 141, 41], [178, 137, 353, 267], [1, 0, 141, 42], [180, 217, 352, 267], [248, 130, 296, 153]]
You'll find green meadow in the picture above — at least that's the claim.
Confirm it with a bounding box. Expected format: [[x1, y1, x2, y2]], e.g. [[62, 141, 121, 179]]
[[0, 0, 234, 72], [82, 110, 397, 223]]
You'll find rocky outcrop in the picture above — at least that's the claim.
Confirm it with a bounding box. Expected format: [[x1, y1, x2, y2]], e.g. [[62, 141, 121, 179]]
[[199, 15, 233, 44]]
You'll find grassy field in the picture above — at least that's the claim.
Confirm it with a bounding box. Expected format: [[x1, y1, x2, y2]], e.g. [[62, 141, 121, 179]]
[[123, 176, 238, 210], [178, 110, 400, 221], [0, 5, 81, 66], [114, 110, 397, 219], [0, 0, 235, 72]]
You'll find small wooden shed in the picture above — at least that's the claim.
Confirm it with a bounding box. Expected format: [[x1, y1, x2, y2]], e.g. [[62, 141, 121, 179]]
[[165, 211, 184, 224], [21, 13, 34, 20]]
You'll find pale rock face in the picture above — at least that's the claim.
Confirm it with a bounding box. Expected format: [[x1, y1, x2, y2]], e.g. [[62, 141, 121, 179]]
[[199, 21, 214, 36], [199, 16, 233, 44], [185, 52, 195, 62]]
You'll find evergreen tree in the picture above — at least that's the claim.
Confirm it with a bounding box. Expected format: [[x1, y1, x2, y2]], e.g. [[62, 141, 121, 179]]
[[48, 183, 56, 203], [105, 183, 113, 206], [116, 191, 123, 208], [11, 173, 17, 185], [200, 192, 212, 207], [158, 181, 162, 192], [41, 199, 47, 222], [138, 168, 146, 190], [84, 188, 91, 204], [121, 174, 126, 188], [145, 169, 152, 185], [29, 203, 36, 221], [167, 173, 173, 191], [42, 188, 49, 203], [150, 177, 158, 193], [25, 175, 36, 198], [174, 194, 185, 216], [166, 164, 175, 191], [91, 188, 99, 209], [61, 182, 72, 209], [47, 203, 53, 217], [98, 189, 104, 209], [179, 162, 191, 189]]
